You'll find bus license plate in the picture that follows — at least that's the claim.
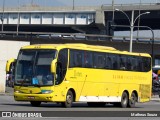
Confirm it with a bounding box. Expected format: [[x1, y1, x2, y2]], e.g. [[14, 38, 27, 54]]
[[28, 96, 35, 99]]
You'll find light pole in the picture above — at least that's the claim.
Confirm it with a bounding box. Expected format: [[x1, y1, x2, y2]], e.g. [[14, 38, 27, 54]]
[[72, 0, 75, 10], [17, 0, 20, 35], [112, 0, 115, 20], [115, 9, 150, 52], [1, 0, 5, 33], [111, 24, 154, 66]]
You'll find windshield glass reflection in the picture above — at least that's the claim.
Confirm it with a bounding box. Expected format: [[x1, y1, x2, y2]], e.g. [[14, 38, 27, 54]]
[[15, 50, 56, 86]]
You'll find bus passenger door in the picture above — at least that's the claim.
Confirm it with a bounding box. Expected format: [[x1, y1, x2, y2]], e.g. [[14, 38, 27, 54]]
[[53, 49, 68, 101]]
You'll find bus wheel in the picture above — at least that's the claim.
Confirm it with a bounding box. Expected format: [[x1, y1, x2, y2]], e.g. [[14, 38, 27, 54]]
[[120, 92, 128, 108], [128, 92, 137, 108], [30, 101, 41, 107], [62, 90, 73, 108]]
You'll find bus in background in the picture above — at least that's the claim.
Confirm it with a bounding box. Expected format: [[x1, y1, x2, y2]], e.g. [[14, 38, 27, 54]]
[[6, 58, 16, 87], [14, 43, 152, 108]]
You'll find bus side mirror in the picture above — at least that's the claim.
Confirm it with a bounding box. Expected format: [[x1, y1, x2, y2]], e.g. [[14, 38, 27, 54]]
[[51, 59, 57, 73]]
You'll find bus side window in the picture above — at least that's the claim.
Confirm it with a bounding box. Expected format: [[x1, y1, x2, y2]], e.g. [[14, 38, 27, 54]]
[[142, 57, 151, 72], [93, 52, 97, 68], [84, 51, 93, 68], [112, 55, 118, 70], [69, 50, 83, 68], [147, 58, 151, 71], [105, 54, 112, 69], [138, 58, 143, 71], [93, 52, 105, 69], [126, 56, 132, 70], [119, 55, 126, 70], [69, 50, 74, 68], [76, 54, 82, 67], [132, 57, 138, 71]]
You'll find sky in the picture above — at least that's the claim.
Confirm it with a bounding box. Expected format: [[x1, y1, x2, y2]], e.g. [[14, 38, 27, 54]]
[[0, 0, 160, 7]]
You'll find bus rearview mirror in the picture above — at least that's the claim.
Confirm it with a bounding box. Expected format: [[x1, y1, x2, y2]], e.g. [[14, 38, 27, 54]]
[[51, 59, 57, 73]]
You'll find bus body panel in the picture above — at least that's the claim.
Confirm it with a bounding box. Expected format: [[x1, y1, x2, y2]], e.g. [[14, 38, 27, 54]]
[[65, 68, 151, 102]]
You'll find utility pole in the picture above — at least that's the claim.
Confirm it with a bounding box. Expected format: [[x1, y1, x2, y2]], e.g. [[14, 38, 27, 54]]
[[112, 24, 155, 66], [129, 10, 134, 52], [72, 0, 75, 10], [17, 0, 20, 35], [115, 9, 150, 52], [112, 0, 115, 21], [137, 0, 142, 38], [1, 0, 5, 33]]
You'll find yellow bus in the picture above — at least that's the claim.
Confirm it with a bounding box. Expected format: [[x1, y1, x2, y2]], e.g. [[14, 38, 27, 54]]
[[6, 58, 16, 87], [6, 58, 16, 74], [14, 43, 152, 108]]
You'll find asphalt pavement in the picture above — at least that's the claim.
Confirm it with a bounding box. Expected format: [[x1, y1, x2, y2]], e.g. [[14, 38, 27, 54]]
[[4, 87, 14, 95], [1, 87, 160, 120]]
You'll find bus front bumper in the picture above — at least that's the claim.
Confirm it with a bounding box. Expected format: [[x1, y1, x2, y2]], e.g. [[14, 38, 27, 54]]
[[14, 93, 55, 102]]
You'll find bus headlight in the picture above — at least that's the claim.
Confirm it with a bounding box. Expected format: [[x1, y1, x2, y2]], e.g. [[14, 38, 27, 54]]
[[41, 90, 53, 94], [14, 90, 22, 93], [15, 90, 20, 93]]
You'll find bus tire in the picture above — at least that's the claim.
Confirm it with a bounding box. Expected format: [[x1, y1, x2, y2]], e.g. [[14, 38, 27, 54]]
[[120, 92, 128, 108], [128, 92, 137, 108], [62, 90, 73, 108], [30, 101, 41, 107]]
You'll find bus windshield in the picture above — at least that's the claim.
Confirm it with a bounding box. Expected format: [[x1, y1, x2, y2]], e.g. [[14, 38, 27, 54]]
[[15, 50, 56, 86]]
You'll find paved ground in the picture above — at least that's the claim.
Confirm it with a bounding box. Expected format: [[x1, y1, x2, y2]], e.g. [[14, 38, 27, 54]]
[[0, 87, 160, 120], [4, 87, 14, 95]]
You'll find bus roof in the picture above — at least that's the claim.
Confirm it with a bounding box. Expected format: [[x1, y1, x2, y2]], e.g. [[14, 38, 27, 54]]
[[21, 43, 116, 50], [21, 43, 151, 57]]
